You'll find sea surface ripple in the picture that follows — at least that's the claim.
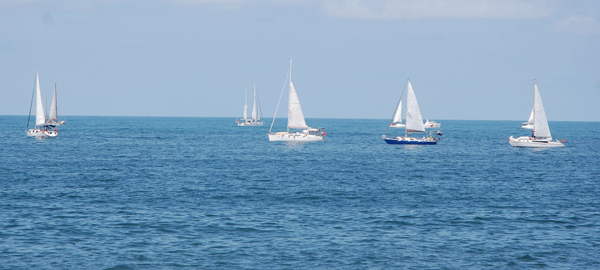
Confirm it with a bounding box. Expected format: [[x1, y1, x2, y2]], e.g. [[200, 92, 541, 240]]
[[1, 116, 599, 269]]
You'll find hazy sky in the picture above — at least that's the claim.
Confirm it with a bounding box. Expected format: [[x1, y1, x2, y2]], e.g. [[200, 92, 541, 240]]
[[1, 0, 599, 121]]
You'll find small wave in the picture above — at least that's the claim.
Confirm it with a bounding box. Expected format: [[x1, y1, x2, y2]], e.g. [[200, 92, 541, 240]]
[[104, 264, 136, 270], [517, 254, 536, 262]]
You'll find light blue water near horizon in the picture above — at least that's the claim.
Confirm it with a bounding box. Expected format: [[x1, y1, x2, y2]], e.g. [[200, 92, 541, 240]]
[[1, 116, 599, 269]]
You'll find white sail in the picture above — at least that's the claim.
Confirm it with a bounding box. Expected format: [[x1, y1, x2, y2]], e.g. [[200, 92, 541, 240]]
[[49, 84, 57, 121], [405, 81, 425, 133], [252, 84, 259, 121], [35, 71, 46, 126], [533, 83, 551, 138], [288, 81, 309, 129], [243, 89, 248, 120], [527, 108, 534, 124], [392, 99, 403, 124]]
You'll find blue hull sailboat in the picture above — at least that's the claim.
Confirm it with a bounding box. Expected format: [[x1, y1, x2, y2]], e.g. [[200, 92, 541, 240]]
[[383, 137, 438, 145]]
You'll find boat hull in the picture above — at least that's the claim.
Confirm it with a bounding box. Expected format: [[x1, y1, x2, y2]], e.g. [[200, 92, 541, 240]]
[[268, 132, 324, 142], [389, 123, 405, 128], [238, 121, 264, 126], [47, 120, 66, 126], [424, 121, 441, 128], [27, 129, 58, 137], [508, 136, 564, 148], [521, 123, 533, 129], [383, 137, 437, 145]]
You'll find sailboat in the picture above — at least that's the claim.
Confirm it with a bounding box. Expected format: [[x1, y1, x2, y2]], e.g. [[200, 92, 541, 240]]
[[509, 80, 564, 148], [521, 108, 534, 129], [237, 83, 264, 126], [26, 69, 58, 137], [267, 60, 325, 142], [46, 83, 66, 126], [382, 79, 441, 145]]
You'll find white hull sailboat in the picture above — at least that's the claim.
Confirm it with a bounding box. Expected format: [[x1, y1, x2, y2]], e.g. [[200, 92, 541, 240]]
[[382, 80, 441, 145], [237, 83, 264, 126], [509, 80, 563, 148], [268, 60, 325, 142], [46, 83, 66, 126], [508, 136, 564, 148], [268, 129, 325, 142], [521, 108, 534, 129], [26, 69, 58, 137]]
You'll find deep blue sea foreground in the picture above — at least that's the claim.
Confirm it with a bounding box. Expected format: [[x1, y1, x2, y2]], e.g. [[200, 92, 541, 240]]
[[1, 116, 599, 269]]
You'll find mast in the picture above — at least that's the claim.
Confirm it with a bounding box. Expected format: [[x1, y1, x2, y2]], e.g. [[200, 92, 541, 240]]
[[288, 59, 292, 133], [26, 75, 37, 130], [256, 85, 263, 121], [243, 89, 248, 120], [532, 79, 536, 138], [49, 83, 58, 121], [252, 83, 258, 121], [405, 79, 409, 137], [34, 69, 45, 127]]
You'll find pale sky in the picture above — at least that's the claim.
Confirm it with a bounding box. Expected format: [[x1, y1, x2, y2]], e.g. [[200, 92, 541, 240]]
[[1, 0, 599, 121]]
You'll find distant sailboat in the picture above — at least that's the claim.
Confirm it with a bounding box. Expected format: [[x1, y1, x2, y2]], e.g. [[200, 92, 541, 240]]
[[509, 80, 564, 148], [521, 108, 534, 129], [382, 79, 441, 145], [268, 60, 325, 142], [26, 69, 57, 137], [237, 83, 264, 126], [46, 83, 66, 126]]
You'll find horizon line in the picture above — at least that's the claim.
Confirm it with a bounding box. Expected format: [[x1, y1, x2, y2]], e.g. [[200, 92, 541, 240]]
[[2, 114, 598, 122]]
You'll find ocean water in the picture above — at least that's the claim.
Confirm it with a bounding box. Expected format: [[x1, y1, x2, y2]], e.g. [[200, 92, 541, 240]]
[[1, 116, 599, 269]]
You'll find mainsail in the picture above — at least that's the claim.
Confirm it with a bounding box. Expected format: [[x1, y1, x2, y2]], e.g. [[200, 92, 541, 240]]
[[252, 84, 259, 121], [243, 89, 248, 120], [392, 99, 403, 124], [405, 81, 425, 133], [49, 84, 58, 121], [533, 83, 551, 138], [35, 71, 45, 126], [288, 81, 308, 129]]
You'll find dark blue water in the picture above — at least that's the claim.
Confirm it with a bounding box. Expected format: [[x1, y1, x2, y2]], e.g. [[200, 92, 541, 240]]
[[1, 116, 599, 269]]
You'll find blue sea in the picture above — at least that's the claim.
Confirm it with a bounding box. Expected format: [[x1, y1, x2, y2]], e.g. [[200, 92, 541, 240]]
[[1, 116, 599, 269]]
